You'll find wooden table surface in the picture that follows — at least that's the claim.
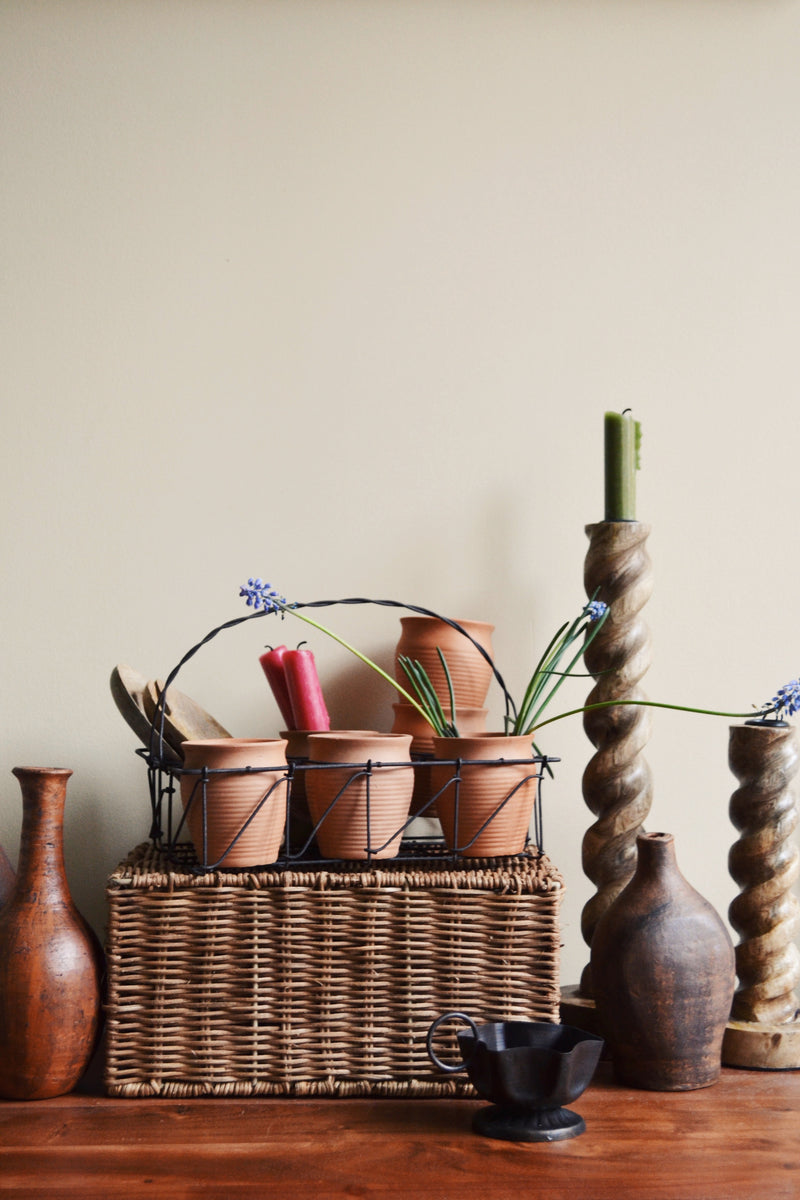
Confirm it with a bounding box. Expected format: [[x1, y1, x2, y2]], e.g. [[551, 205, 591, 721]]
[[0, 1056, 798, 1199]]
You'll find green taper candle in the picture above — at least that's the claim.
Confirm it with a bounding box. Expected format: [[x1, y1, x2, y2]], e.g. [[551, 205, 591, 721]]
[[604, 410, 641, 521]]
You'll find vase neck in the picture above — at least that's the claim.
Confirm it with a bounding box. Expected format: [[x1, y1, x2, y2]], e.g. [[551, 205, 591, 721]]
[[11, 767, 72, 897], [634, 831, 678, 880]]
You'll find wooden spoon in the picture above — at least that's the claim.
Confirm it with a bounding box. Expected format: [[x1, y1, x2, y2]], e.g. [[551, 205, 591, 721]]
[[109, 664, 182, 765], [143, 679, 232, 754]]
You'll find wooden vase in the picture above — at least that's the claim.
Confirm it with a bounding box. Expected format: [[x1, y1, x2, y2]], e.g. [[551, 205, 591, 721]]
[[591, 832, 735, 1091], [394, 616, 495, 709], [431, 733, 539, 857], [0, 767, 104, 1100], [0, 840, 14, 907]]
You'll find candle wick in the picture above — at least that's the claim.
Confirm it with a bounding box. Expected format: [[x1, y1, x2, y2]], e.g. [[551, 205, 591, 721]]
[[622, 407, 632, 416]]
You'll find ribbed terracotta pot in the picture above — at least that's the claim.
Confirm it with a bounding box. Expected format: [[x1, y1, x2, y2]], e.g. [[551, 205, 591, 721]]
[[305, 731, 414, 859], [431, 733, 539, 857], [392, 704, 489, 817], [394, 617, 495, 709], [391, 702, 488, 755], [591, 832, 736, 1091], [180, 738, 288, 869]]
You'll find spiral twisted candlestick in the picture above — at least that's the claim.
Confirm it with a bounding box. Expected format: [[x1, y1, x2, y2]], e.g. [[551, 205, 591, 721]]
[[578, 522, 654, 997], [562, 522, 654, 1031], [722, 721, 800, 1068]]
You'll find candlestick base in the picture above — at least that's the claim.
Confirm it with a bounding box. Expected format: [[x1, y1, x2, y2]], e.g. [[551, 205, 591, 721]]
[[722, 1018, 800, 1070], [559, 985, 605, 1039]]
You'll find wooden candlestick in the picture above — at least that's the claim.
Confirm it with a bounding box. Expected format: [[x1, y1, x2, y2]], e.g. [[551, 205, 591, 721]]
[[561, 521, 654, 1026], [722, 721, 800, 1069]]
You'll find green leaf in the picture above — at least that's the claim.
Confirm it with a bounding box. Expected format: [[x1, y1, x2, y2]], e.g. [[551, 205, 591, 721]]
[[398, 655, 451, 737], [436, 647, 459, 736]]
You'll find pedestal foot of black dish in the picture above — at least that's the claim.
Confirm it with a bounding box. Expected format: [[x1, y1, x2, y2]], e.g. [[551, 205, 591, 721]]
[[472, 1105, 586, 1143]]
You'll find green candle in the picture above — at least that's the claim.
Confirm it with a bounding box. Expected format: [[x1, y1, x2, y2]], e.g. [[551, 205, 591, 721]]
[[604, 410, 641, 521]]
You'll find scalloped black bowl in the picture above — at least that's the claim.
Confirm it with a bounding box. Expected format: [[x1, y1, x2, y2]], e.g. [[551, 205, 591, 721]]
[[427, 1013, 604, 1143]]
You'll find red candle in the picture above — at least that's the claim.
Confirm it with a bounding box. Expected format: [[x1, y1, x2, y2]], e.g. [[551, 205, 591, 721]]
[[259, 645, 296, 729], [284, 648, 330, 731]]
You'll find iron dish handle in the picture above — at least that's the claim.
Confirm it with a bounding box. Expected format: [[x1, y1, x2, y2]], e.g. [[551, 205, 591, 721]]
[[426, 1011, 480, 1074]]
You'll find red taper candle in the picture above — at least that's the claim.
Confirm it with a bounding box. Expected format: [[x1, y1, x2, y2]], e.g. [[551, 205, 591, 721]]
[[259, 645, 296, 729], [284, 647, 330, 731]]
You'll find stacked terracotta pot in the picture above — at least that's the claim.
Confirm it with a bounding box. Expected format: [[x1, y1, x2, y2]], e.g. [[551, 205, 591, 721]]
[[390, 616, 540, 858]]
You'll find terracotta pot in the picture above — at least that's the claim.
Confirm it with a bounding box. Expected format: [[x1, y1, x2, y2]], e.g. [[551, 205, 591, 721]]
[[391, 705, 489, 817], [180, 738, 288, 869], [394, 616, 495, 710], [431, 733, 539, 857], [305, 731, 414, 860], [391, 702, 488, 755], [591, 832, 735, 1091], [0, 767, 105, 1099]]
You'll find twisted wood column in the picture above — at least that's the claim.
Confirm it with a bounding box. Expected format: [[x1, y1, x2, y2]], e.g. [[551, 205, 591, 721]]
[[577, 521, 654, 998], [722, 721, 800, 1068]]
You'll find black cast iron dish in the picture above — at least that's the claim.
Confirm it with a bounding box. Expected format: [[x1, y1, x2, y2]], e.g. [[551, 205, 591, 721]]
[[426, 1013, 604, 1143]]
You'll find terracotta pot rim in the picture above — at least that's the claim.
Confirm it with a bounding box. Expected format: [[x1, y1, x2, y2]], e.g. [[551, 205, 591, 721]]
[[432, 732, 532, 745], [398, 615, 495, 633], [307, 732, 414, 765], [11, 766, 74, 776], [280, 729, 332, 737], [182, 738, 287, 750], [392, 703, 488, 717], [307, 730, 409, 741], [431, 733, 536, 767]]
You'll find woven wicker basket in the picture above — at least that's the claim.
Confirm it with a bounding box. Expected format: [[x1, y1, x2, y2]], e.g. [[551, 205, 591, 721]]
[[104, 841, 563, 1098]]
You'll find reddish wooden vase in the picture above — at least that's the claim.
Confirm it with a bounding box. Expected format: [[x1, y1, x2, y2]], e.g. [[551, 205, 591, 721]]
[[0, 840, 14, 907], [0, 767, 105, 1099], [591, 832, 735, 1091]]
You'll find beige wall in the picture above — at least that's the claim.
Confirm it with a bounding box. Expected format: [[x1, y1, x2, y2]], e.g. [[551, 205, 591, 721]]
[[2, 0, 798, 989]]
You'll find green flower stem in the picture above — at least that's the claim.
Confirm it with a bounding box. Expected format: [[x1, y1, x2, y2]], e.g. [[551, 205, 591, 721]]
[[514, 624, 569, 734], [517, 610, 610, 734], [513, 600, 610, 736], [277, 603, 434, 727], [530, 697, 767, 736]]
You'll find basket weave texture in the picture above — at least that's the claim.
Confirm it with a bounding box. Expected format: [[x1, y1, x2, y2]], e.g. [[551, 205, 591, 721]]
[[105, 842, 563, 1098]]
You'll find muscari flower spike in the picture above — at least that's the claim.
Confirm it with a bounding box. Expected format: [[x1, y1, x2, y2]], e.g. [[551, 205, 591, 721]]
[[770, 679, 800, 720], [584, 600, 608, 623], [239, 579, 286, 613]]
